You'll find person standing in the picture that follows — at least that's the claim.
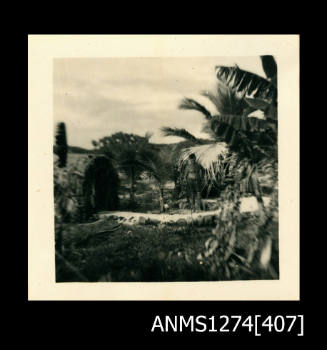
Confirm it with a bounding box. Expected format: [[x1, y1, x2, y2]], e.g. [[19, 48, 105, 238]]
[[185, 153, 202, 211]]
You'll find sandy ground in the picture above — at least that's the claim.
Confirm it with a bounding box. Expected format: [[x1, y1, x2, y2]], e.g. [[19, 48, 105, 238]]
[[98, 196, 270, 225], [98, 209, 221, 224]]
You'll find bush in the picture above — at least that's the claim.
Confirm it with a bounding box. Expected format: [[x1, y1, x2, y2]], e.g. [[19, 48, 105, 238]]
[[198, 185, 279, 281]]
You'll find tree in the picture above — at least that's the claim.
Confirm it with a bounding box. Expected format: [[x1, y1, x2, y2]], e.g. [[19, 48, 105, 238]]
[[162, 56, 278, 275], [208, 57, 277, 214], [54, 122, 68, 254], [141, 155, 172, 212], [55, 122, 68, 168], [92, 132, 155, 207], [163, 56, 278, 214]]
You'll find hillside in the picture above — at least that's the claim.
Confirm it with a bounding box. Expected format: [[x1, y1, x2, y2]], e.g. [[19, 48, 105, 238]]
[[57, 138, 213, 156]]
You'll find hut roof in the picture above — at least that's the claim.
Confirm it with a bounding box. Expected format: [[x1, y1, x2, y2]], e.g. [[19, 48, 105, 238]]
[[53, 153, 107, 175]]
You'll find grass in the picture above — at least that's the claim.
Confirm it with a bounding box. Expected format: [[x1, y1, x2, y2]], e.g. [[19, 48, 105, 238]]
[[56, 210, 278, 283], [55, 152, 279, 283], [56, 222, 213, 282]]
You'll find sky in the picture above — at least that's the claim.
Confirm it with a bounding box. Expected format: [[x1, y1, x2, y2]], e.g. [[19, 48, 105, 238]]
[[53, 57, 266, 148]]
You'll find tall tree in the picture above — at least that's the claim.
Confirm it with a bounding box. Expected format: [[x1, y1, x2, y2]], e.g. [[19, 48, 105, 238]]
[[55, 122, 68, 168], [142, 154, 172, 212], [163, 56, 278, 214], [162, 56, 278, 274]]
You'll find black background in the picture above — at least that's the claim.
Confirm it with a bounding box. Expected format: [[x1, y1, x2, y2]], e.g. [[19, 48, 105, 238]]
[[21, 16, 311, 340]]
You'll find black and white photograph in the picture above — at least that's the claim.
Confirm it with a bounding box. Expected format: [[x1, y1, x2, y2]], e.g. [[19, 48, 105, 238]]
[[28, 35, 299, 300], [53, 55, 278, 283]]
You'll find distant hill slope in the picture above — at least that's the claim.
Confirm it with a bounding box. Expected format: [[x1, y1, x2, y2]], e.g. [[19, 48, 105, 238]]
[[53, 145, 97, 154], [68, 146, 97, 154], [55, 139, 213, 158]]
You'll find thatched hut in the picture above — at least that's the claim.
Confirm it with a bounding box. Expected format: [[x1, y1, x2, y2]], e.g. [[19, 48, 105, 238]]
[[54, 154, 119, 222], [82, 155, 119, 217]]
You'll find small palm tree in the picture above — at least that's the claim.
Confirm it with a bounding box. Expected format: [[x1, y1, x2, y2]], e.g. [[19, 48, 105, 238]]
[[119, 148, 149, 205], [141, 156, 170, 212]]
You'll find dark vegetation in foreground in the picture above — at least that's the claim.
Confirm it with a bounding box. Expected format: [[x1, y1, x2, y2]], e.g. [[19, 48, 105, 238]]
[[56, 212, 278, 282]]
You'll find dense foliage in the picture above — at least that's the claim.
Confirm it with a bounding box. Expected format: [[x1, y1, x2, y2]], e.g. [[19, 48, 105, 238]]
[[161, 56, 278, 277]]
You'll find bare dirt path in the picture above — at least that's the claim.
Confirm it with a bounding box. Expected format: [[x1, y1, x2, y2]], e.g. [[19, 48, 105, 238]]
[[98, 209, 221, 225], [97, 196, 270, 226]]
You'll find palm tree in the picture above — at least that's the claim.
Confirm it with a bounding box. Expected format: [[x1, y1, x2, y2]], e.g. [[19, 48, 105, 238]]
[[120, 148, 148, 206], [141, 157, 169, 212], [162, 56, 278, 275], [211, 57, 277, 213], [163, 56, 278, 215]]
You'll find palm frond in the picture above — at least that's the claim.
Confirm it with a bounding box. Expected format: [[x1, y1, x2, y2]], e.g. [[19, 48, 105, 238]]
[[201, 122, 220, 141], [202, 82, 251, 116], [178, 143, 229, 184], [141, 158, 161, 182], [210, 114, 276, 160], [211, 114, 269, 134], [244, 97, 271, 111], [160, 127, 201, 144], [260, 55, 277, 85], [215, 65, 277, 102], [179, 98, 213, 120]]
